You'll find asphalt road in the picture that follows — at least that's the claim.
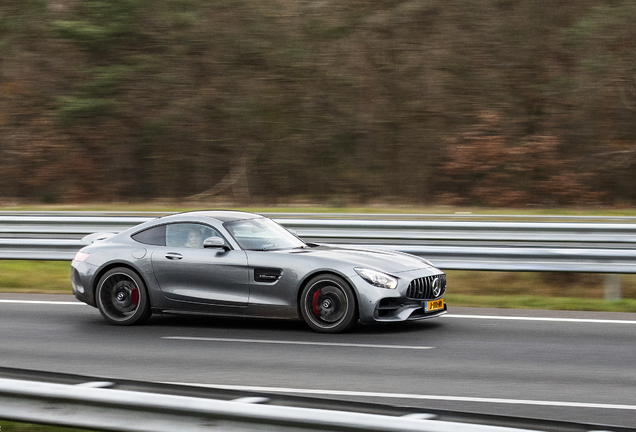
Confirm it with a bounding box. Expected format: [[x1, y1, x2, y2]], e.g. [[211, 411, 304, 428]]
[[1, 294, 635, 428]]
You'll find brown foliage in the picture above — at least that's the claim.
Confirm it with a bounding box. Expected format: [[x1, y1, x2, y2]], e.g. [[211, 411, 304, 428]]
[[0, 1, 634, 206], [437, 112, 605, 207]]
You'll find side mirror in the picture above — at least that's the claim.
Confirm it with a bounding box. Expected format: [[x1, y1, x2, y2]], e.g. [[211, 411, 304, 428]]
[[204, 237, 228, 250]]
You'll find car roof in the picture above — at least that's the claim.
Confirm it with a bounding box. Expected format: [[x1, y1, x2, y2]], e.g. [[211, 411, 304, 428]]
[[164, 210, 263, 223]]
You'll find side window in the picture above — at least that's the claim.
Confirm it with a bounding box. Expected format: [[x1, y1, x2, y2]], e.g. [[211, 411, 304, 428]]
[[131, 225, 166, 246], [166, 223, 222, 249]]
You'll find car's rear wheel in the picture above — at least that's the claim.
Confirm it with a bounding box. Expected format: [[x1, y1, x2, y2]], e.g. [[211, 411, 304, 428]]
[[300, 275, 358, 333], [96, 267, 151, 325]]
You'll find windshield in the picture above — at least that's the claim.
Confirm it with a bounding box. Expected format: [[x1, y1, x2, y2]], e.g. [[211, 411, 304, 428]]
[[224, 218, 306, 251]]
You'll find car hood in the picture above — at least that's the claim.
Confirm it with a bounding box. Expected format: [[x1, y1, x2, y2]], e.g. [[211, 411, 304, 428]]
[[286, 244, 435, 274]]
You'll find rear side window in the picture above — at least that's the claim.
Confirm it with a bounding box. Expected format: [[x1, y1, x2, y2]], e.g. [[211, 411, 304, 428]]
[[131, 225, 166, 246]]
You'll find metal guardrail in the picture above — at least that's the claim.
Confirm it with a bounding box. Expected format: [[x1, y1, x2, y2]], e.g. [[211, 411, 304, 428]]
[[0, 215, 154, 260], [0, 377, 548, 432], [1, 367, 630, 432], [4, 366, 631, 432], [1, 212, 635, 297], [2, 212, 636, 269], [0, 376, 572, 432], [276, 218, 636, 276]]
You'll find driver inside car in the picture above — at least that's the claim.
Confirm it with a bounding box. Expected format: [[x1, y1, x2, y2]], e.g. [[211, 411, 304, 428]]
[[184, 229, 203, 248]]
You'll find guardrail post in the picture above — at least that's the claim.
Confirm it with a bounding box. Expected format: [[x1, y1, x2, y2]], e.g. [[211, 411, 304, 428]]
[[604, 274, 621, 301]]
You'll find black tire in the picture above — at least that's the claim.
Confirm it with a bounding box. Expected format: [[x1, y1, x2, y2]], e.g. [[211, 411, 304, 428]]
[[96, 267, 151, 325], [300, 274, 358, 333]]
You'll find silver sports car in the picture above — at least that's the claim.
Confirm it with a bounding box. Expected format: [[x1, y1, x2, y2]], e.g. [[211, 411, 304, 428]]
[[71, 211, 447, 333]]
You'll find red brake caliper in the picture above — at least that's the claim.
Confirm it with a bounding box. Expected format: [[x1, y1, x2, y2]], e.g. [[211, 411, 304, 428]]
[[311, 289, 321, 316], [130, 288, 139, 305]]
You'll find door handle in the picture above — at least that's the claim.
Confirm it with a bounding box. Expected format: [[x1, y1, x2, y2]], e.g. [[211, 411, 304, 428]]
[[165, 252, 183, 260]]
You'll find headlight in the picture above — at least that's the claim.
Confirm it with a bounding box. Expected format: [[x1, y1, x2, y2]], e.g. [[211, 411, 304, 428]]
[[354, 268, 398, 289]]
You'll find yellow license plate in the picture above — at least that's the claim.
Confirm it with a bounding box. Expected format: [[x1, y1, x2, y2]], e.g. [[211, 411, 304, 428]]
[[426, 299, 444, 312]]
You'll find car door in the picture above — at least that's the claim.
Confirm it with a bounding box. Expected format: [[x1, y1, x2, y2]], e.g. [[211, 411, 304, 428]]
[[150, 223, 249, 306]]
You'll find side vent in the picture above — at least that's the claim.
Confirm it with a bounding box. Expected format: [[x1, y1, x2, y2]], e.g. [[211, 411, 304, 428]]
[[254, 268, 282, 283]]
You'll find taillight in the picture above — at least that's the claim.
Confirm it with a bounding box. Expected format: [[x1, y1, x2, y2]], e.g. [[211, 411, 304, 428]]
[[73, 252, 90, 262]]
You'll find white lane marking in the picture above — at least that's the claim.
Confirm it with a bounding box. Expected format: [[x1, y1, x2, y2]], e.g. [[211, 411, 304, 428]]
[[162, 336, 434, 350], [0, 299, 82, 305], [445, 314, 636, 324], [1, 299, 634, 324], [161, 382, 636, 411]]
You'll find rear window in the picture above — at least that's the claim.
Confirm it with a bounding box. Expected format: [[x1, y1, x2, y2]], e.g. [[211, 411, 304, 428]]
[[131, 225, 166, 246]]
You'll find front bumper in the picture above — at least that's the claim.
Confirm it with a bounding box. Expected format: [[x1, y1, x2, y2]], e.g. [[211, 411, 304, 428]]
[[351, 268, 447, 324], [374, 298, 447, 322]]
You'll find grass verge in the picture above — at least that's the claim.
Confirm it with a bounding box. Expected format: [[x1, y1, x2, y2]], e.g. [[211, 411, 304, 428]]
[[445, 294, 636, 313], [0, 261, 71, 294], [0, 421, 96, 432], [1, 261, 636, 312], [2, 202, 636, 217]]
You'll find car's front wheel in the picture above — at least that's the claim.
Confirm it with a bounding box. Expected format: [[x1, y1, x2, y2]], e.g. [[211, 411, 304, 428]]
[[96, 267, 151, 325], [300, 275, 358, 333]]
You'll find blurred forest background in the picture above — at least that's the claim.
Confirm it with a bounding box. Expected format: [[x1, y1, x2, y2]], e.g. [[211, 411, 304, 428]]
[[1, 0, 635, 207]]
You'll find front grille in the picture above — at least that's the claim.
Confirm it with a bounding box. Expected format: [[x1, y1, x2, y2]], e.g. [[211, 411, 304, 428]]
[[406, 274, 446, 300]]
